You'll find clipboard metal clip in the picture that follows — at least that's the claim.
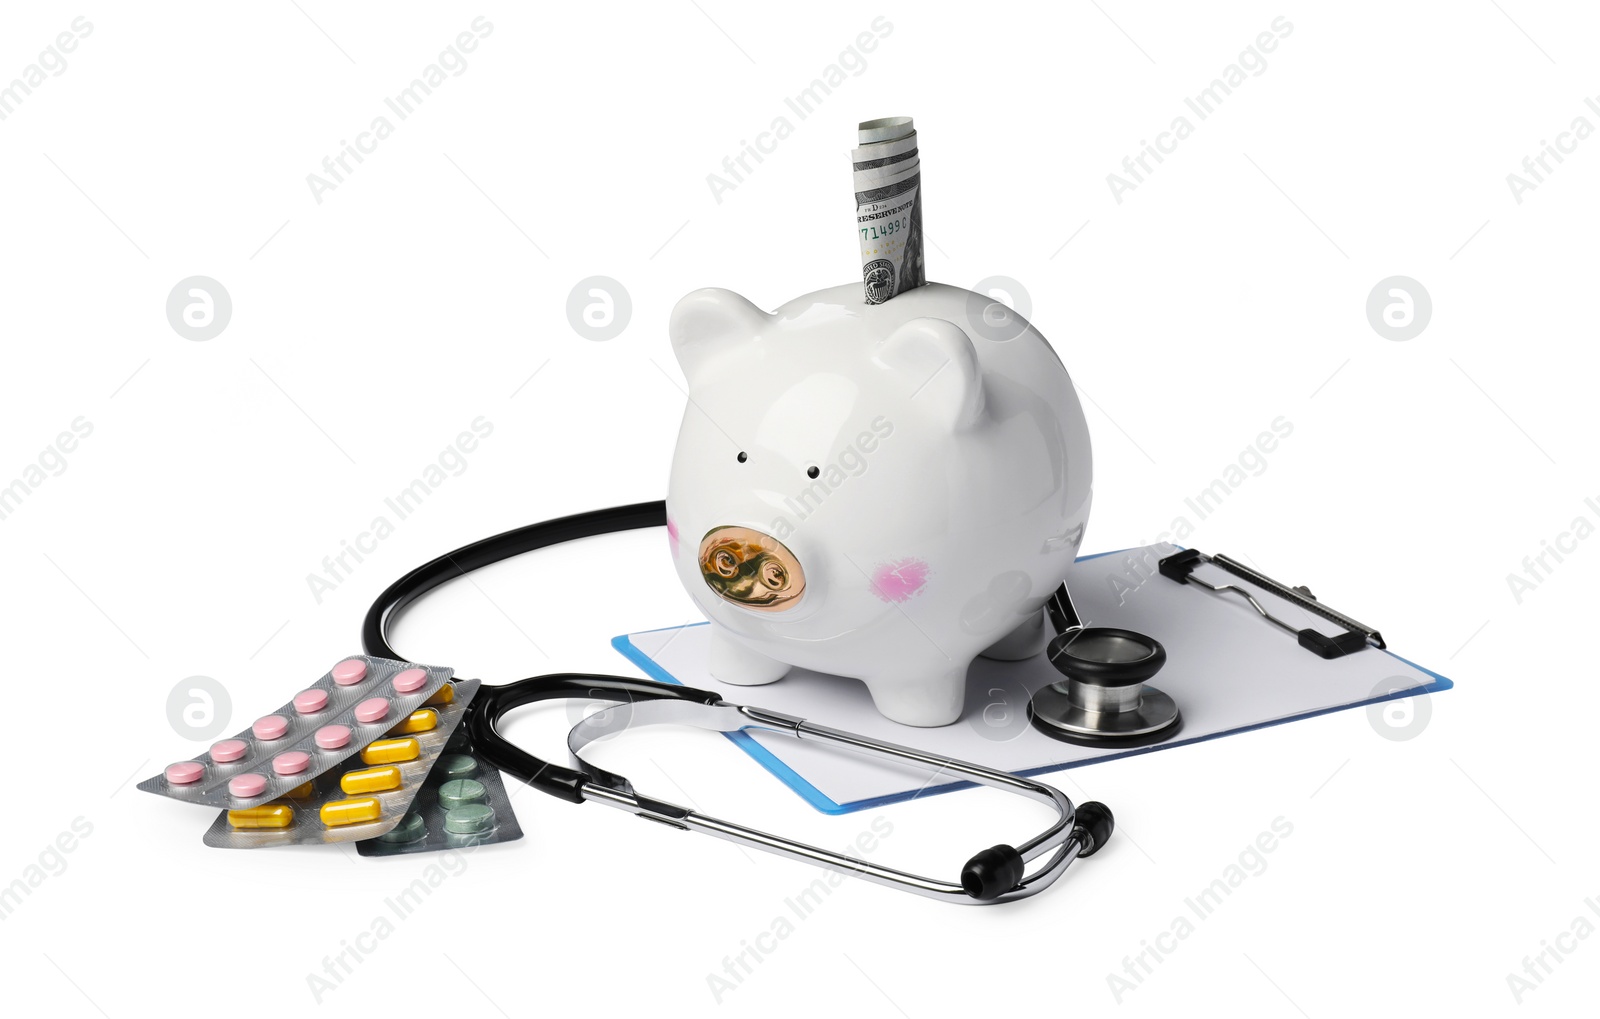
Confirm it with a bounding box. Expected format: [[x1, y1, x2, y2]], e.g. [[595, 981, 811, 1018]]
[[1157, 548, 1386, 659]]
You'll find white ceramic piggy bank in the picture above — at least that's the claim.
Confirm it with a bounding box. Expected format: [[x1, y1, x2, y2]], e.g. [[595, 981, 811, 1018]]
[[666, 282, 1092, 727]]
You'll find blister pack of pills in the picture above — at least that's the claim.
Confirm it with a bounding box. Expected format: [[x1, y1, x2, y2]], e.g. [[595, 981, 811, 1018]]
[[202, 679, 481, 848], [357, 729, 523, 857], [140, 656, 454, 810]]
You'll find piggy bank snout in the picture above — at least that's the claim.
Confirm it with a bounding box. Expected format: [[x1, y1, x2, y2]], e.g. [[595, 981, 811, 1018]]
[[698, 526, 806, 612]]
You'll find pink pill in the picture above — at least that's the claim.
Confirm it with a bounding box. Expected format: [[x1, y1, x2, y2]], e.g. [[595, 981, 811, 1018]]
[[354, 698, 390, 724], [331, 658, 368, 685], [229, 773, 267, 797], [273, 751, 311, 776], [210, 739, 249, 763], [392, 668, 428, 694], [315, 725, 352, 750], [252, 714, 289, 740], [165, 761, 204, 785], [293, 688, 329, 714]]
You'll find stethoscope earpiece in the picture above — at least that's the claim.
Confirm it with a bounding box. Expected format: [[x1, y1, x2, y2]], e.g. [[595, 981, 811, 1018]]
[[961, 844, 1027, 900], [960, 800, 1115, 900], [1071, 800, 1116, 857], [1029, 627, 1182, 747]]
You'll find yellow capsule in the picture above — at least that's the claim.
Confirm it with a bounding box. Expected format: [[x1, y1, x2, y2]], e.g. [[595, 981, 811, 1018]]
[[389, 708, 438, 735], [341, 765, 403, 794], [423, 683, 455, 707], [228, 804, 295, 830], [284, 781, 315, 800], [320, 796, 383, 828], [360, 737, 420, 765]]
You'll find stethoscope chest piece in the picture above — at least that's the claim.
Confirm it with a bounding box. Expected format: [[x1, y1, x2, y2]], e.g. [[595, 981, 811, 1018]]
[[1029, 627, 1182, 747]]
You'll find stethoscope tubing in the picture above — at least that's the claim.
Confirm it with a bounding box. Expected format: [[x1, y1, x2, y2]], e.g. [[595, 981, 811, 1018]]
[[363, 500, 1112, 904]]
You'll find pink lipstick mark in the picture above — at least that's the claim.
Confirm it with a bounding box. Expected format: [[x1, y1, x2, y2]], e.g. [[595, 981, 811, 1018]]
[[666, 516, 680, 556], [870, 558, 929, 603]]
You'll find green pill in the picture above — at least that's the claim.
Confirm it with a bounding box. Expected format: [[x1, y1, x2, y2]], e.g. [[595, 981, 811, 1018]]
[[435, 754, 478, 780], [438, 779, 487, 811], [442, 803, 495, 835], [379, 811, 426, 844]]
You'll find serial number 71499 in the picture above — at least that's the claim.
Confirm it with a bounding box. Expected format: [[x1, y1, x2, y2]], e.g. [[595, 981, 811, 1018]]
[[860, 218, 907, 242]]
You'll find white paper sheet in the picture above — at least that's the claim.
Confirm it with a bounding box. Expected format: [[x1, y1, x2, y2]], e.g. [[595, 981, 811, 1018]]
[[614, 545, 1451, 813]]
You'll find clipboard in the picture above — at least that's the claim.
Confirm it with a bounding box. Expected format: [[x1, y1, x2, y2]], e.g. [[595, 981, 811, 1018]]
[[612, 543, 1454, 814]]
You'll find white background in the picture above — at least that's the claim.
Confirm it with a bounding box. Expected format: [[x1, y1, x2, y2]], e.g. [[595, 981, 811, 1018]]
[[1, 2, 1595, 1016]]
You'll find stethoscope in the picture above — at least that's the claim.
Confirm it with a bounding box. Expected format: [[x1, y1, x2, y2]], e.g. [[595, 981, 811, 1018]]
[[361, 500, 1122, 904]]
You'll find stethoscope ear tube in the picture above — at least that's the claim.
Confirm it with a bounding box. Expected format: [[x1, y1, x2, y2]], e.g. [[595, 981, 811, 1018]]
[[470, 673, 1113, 904], [467, 673, 723, 804]]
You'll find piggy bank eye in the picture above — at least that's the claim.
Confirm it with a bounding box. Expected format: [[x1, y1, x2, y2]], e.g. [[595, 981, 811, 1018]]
[[737, 451, 748, 463], [806, 466, 820, 479]]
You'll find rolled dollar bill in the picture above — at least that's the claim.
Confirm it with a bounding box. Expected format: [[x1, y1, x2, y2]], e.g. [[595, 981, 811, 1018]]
[[854, 116, 925, 304]]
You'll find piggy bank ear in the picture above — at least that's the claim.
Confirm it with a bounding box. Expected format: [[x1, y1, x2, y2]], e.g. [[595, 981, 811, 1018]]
[[669, 288, 769, 384], [874, 317, 986, 430]]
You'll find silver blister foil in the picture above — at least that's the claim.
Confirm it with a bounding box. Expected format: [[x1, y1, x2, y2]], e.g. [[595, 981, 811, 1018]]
[[140, 656, 454, 810], [199, 679, 481, 848]]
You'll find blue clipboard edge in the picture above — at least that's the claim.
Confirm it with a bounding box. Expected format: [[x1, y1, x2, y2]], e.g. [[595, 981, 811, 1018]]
[[610, 551, 1456, 815]]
